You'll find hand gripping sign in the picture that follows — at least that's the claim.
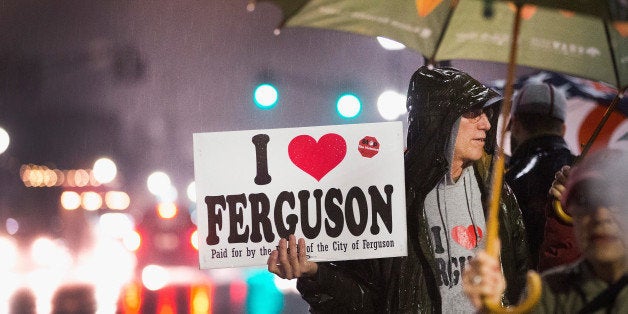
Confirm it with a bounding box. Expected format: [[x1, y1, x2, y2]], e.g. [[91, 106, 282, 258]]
[[193, 122, 407, 269]]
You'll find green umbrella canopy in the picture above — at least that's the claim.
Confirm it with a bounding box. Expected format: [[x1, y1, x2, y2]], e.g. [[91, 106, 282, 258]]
[[251, 0, 628, 89]]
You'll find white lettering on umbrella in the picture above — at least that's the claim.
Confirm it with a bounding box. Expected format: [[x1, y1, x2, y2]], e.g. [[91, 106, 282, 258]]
[[478, 33, 509, 46], [455, 32, 479, 42], [454, 32, 509, 46], [351, 12, 390, 25], [389, 20, 424, 35], [318, 6, 339, 15], [529, 38, 601, 58], [315, 5, 432, 38]]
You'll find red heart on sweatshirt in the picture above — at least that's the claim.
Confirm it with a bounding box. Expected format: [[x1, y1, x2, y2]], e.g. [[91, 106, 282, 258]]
[[451, 225, 483, 250], [288, 134, 346, 181]]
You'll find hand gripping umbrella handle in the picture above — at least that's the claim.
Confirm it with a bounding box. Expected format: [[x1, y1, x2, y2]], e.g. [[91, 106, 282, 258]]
[[483, 4, 541, 311], [551, 88, 626, 225]]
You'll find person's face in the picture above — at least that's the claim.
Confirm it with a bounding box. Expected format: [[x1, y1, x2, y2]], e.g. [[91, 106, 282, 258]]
[[570, 185, 627, 265], [454, 107, 492, 165]]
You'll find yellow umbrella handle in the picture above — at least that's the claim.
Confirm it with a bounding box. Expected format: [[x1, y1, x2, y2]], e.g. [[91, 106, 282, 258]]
[[485, 156, 543, 313], [483, 271, 543, 313], [553, 199, 573, 224], [483, 3, 542, 312]]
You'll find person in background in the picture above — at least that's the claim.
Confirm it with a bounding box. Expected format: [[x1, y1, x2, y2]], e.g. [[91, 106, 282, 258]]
[[267, 65, 529, 313], [463, 148, 628, 313], [51, 284, 96, 314], [505, 82, 576, 270], [9, 288, 36, 314]]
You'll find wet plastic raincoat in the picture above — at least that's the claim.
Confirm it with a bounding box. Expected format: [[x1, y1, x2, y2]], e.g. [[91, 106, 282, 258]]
[[296, 66, 529, 313]]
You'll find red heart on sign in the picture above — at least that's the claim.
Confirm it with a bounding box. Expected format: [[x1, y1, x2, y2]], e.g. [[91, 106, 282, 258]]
[[288, 133, 346, 181], [451, 225, 483, 250]]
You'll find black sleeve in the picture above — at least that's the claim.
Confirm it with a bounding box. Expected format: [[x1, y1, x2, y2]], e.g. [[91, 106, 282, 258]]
[[296, 259, 383, 313], [499, 182, 531, 305]]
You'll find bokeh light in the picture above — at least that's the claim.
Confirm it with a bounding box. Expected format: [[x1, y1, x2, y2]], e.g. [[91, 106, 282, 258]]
[[142, 265, 169, 291], [93, 158, 117, 184], [157, 202, 178, 219], [157, 185, 178, 203], [147, 171, 171, 196], [187, 181, 196, 202], [190, 230, 199, 251], [105, 191, 130, 210], [190, 284, 212, 313], [60, 191, 81, 210], [0, 126, 9, 155], [122, 231, 141, 252], [377, 90, 407, 120], [253, 83, 279, 109], [98, 213, 134, 239], [245, 269, 283, 313], [30, 237, 73, 268], [376, 36, 406, 50], [5, 218, 19, 235], [336, 94, 361, 119], [0, 237, 18, 269], [81, 191, 103, 211]]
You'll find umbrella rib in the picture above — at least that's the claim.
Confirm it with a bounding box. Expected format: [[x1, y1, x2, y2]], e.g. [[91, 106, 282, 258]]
[[428, 0, 460, 64], [603, 21, 623, 90], [577, 87, 627, 161], [275, 1, 311, 33]]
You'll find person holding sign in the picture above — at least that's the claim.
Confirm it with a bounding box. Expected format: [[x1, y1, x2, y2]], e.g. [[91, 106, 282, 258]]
[[462, 148, 628, 313], [268, 66, 529, 312]]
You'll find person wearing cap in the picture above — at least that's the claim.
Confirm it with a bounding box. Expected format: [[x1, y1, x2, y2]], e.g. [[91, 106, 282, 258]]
[[267, 66, 529, 312], [463, 148, 628, 313], [505, 82, 577, 271]]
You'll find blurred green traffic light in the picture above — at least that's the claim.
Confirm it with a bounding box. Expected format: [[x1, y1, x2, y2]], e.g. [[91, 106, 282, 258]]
[[336, 93, 361, 119], [254, 83, 278, 109]]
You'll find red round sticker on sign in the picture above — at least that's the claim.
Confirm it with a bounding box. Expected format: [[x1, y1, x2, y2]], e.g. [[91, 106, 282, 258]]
[[358, 136, 379, 158]]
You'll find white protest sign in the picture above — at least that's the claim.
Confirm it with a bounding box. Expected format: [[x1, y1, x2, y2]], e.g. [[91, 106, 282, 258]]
[[193, 121, 407, 269]]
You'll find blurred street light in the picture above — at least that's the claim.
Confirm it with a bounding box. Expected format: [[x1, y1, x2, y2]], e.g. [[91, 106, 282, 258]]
[[81, 192, 103, 211], [0, 237, 18, 270], [253, 83, 278, 109], [336, 94, 361, 119], [147, 171, 170, 195], [142, 265, 169, 291], [157, 202, 177, 219], [122, 230, 142, 252], [147, 171, 177, 202], [377, 90, 407, 120], [98, 213, 134, 239], [105, 191, 130, 210], [0, 126, 9, 155], [60, 191, 81, 210], [6, 218, 20, 235], [187, 181, 196, 203], [93, 157, 117, 184]]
